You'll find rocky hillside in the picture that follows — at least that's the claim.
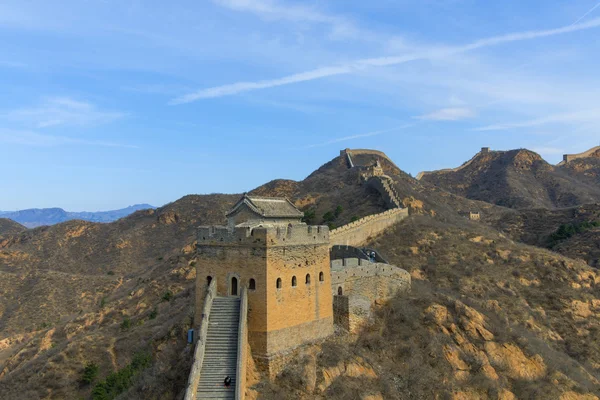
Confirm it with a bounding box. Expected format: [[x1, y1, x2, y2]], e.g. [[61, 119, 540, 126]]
[[0, 219, 26, 236], [261, 216, 600, 399], [2, 149, 600, 399], [560, 148, 600, 187], [0, 204, 156, 228], [420, 149, 600, 209]]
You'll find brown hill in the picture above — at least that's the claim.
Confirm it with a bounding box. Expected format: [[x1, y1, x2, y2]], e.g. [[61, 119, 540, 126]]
[[0, 219, 26, 236], [560, 148, 600, 187], [419, 149, 600, 209], [486, 203, 600, 268], [262, 216, 600, 399], [2, 149, 600, 399]]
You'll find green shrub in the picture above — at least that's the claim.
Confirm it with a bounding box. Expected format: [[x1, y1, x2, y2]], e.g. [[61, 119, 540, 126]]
[[107, 271, 115, 276], [100, 297, 107, 309], [302, 209, 316, 224], [120, 317, 131, 331], [323, 211, 335, 222], [334, 205, 343, 218], [92, 352, 152, 400], [81, 362, 99, 384], [162, 291, 173, 302], [149, 308, 158, 320], [548, 220, 600, 247], [350, 216, 359, 222]]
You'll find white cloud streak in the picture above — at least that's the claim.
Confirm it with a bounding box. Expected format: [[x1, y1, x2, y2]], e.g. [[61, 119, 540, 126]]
[[211, 0, 358, 38], [172, 17, 600, 104], [1, 97, 125, 128], [0, 129, 138, 148], [571, 1, 600, 26], [415, 107, 475, 121]]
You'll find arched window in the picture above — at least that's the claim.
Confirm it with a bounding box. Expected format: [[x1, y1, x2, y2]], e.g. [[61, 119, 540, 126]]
[[338, 286, 343, 295], [305, 274, 311, 284], [207, 276, 213, 285], [319, 272, 324, 282], [231, 277, 238, 296], [249, 278, 256, 291], [291, 276, 297, 287], [276, 278, 282, 289]]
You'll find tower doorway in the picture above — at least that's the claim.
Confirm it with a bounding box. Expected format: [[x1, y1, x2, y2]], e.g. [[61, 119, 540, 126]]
[[230, 277, 238, 296]]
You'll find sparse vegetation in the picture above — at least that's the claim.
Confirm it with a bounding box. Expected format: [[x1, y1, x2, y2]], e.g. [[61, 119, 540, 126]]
[[548, 220, 600, 247], [120, 317, 131, 331], [334, 205, 343, 218], [302, 209, 316, 224], [322, 211, 335, 223], [162, 291, 173, 302], [91, 352, 152, 400], [81, 363, 99, 385], [149, 308, 158, 320]]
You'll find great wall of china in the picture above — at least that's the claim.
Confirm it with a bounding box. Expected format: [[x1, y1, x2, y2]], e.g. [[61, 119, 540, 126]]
[[186, 149, 412, 399], [417, 146, 600, 180], [416, 147, 491, 180], [557, 146, 600, 166]]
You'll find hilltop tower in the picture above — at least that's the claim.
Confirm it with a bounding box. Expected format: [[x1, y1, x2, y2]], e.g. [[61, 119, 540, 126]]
[[195, 195, 334, 375]]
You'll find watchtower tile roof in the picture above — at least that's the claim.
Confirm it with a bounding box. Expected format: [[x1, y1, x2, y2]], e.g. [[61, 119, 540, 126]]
[[226, 194, 303, 219]]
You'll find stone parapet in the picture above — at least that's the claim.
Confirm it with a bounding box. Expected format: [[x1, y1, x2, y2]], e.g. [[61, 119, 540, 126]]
[[558, 146, 600, 166], [185, 278, 217, 400], [197, 224, 329, 247], [329, 208, 408, 247], [416, 148, 496, 180], [345, 148, 402, 171], [236, 287, 248, 400]]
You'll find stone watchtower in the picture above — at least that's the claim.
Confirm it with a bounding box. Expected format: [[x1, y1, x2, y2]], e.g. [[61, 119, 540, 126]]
[[195, 195, 334, 374]]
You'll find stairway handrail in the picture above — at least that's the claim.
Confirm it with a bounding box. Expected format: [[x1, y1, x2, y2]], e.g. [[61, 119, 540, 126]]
[[235, 287, 248, 400], [184, 278, 217, 400]]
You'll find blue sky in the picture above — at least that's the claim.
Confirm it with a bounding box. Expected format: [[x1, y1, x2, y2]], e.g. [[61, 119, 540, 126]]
[[1, 0, 600, 211]]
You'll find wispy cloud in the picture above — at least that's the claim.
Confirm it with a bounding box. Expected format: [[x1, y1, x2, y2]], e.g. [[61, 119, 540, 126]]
[[0, 129, 138, 148], [1, 97, 125, 128], [212, 0, 358, 38], [172, 17, 600, 104], [474, 109, 600, 131], [298, 124, 415, 149], [415, 107, 475, 121]]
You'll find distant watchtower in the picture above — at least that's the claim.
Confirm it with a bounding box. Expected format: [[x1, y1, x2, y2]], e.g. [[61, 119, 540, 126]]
[[481, 147, 490, 153], [195, 195, 334, 375]]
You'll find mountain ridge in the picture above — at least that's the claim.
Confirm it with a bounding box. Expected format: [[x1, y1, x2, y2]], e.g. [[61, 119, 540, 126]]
[[0, 204, 156, 228], [419, 147, 600, 209], [2, 149, 600, 399]]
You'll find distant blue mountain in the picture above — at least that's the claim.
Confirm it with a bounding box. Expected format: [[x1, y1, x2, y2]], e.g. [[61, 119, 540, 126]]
[[0, 204, 156, 228]]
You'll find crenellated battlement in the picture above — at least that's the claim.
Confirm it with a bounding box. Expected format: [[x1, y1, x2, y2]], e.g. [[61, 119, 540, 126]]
[[329, 208, 408, 247], [197, 223, 330, 247], [330, 208, 406, 236]]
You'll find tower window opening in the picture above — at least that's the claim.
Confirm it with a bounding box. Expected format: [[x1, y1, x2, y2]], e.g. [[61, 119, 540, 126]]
[[292, 276, 297, 287], [305, 274, 311, 284], [276, 278, 282, 289], [249, 278, 256, 291], [319, 272, 324, 282], [338, 286, 343, 295], [231, 277, 238, 296]]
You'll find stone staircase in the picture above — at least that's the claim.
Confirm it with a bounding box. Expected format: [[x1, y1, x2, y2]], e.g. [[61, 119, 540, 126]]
[[379, 176, 401, 208], [197, 296, 240, 400]]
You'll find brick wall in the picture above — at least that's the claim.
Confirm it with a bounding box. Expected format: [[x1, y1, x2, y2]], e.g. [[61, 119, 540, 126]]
[[185, 279, 217, 400], [329, 208, 408, 247]]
